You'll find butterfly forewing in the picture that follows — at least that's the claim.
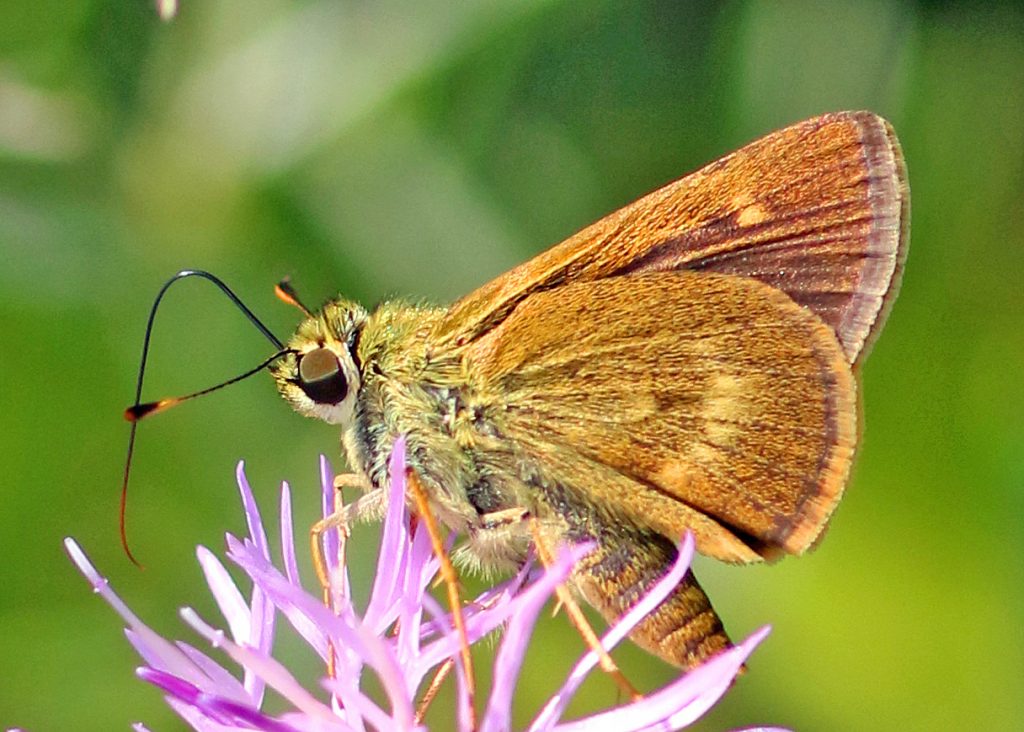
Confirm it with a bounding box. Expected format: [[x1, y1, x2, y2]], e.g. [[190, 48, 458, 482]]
[[435, 111, 908, 368], [466, 271, 857, 559]]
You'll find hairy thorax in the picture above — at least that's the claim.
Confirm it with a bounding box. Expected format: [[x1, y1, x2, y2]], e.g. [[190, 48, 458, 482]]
[[342, 301, 534, 573]]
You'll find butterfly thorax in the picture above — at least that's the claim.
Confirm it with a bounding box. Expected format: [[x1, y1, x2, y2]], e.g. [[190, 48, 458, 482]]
[[349, 300, 543, 570]]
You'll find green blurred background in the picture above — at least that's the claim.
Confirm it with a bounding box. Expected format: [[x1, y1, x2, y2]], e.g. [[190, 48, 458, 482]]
[[2, 0, 1022, 729]]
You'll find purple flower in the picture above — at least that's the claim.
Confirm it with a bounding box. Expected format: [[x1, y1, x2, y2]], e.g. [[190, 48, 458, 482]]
[[66, 437, 776, 731]]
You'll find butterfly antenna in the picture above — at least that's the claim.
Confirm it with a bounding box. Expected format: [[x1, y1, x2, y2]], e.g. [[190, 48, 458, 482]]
[[274, 277, 314, 316], [120, 270, 286, 568]]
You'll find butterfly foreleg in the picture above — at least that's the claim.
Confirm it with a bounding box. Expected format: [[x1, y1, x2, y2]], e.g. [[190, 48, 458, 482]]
[[311, 473, 382, 592]]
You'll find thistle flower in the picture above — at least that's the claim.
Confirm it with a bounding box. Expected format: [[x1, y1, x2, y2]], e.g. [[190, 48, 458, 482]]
[[66, 438, 776, 731]]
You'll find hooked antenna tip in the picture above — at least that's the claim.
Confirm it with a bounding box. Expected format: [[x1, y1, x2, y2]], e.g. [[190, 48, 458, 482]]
[[122, 538, 145, 570]]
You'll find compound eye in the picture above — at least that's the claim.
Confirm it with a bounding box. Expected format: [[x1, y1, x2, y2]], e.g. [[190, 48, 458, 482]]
[[296, 348, 348, 405]]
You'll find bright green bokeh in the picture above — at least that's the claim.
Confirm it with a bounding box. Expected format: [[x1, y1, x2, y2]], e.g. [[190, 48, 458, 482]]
[[1, 1, 1021, 730]]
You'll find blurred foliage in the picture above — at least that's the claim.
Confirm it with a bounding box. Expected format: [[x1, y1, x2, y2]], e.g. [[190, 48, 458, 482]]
[[1, 0, 1023, 730]]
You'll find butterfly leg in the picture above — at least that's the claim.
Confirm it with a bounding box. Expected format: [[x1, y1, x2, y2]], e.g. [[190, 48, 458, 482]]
[[310, 472, 375, 592], [571, 524, 732, 670], [406, 469, 477, 729], [528, 517, 642, 700], [415, 658, 456, 725]]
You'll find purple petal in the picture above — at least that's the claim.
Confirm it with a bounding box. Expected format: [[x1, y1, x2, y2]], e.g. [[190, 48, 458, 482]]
[[180, 607, 341, 725], [532, 535, 696, 730], [321, 675, 417, 732], [236, 462, 270, 560], [393, 534, 425, 669], [247, 580, 274, 705], [317, 673, 372, 732], [196, 546, 251, 644], [423, 558, 537, 677], [139, 668, 235, 727], [226, 533, 329, 660], [139, 668, 301, 732], [480, 544, 593, 732], [199, 697, 303, 732], [235, 464, 278, 704], [552, 626, 772, 732], [319, 455, 340, 577], [391, 521, 441, 671], [365, 436, 409, 629], [221, 542, 417, 728], [64, 538, 209, 686], [165, 696, 244, 732], [280, 481, 301, 587], [174, 641, 249, 701]]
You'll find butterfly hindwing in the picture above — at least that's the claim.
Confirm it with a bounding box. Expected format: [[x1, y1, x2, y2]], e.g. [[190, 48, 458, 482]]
[[466, 271, 857, 559]]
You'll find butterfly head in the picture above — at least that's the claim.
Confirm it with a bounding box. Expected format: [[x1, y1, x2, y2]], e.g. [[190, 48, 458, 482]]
[[271, 299, 368, 426]]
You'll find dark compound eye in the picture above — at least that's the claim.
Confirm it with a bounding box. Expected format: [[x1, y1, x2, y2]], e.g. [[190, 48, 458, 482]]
[[296, 348, 348, 405]]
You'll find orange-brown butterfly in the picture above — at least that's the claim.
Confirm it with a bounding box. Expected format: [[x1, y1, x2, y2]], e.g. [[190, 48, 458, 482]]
[[129, 111, 908, 670]]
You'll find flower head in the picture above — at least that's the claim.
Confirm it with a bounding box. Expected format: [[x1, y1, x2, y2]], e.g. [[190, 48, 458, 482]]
[[66, 438, 776, 730]]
